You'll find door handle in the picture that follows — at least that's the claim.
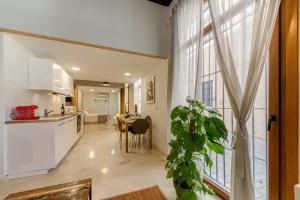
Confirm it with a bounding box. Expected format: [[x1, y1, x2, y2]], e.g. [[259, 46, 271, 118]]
[[267, 115, 276, 131]]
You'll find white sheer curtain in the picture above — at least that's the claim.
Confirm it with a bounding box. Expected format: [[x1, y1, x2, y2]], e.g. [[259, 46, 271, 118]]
[[208, 0, 281, 199], [171, 0, 203, 107]]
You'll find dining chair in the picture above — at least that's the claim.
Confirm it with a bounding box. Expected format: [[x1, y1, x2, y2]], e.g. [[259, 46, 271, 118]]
[[145, 115, 151, 122], [117, 117, 125, 142], [129, 119, 150, 151]]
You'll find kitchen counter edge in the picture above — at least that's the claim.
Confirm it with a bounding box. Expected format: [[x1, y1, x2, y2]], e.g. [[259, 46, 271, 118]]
[[5, 114, 78, 124]]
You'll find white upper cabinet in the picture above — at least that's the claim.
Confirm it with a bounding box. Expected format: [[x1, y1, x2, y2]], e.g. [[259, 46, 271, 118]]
[[28, 57, 73, 96], [28, 57, 53, 91]]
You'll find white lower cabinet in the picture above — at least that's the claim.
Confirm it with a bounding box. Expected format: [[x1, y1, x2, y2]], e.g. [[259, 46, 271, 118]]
[[5, 116, 80, 179], [54, 117, 77, 166]]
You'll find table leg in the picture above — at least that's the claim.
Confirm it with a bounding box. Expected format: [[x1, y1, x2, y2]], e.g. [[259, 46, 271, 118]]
[[126, 124, 129, 153], [150, 123, 152, 149]]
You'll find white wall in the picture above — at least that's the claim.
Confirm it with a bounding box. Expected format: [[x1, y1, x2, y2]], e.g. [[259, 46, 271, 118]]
[[141, 60, 168, 154], [108, 93, 119, 118], [82, 91, 119, 117], [3, 34, 66, 120], [128, 84, 135, 114], [0, 0, 169, 57], [82, 92, 108, 114], [78, 89, 83, 110], [0, 33, 4, 179]]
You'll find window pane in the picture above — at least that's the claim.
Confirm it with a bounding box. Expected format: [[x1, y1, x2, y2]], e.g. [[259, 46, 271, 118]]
[[201, 2, 268, 199]]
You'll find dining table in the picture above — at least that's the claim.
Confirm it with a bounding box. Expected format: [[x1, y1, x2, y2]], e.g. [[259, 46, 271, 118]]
[[121, 117, 152, 153]]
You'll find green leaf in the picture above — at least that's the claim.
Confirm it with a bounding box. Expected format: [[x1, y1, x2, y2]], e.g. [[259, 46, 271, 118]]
[[202, 183, 215, 195], [171, 120, 183, 136], [206, 140, 225, 154], [186, 96, 194, 104], [171, 106, 189, 120], [167, 169, 173, 178], [204, 154, 213, 168], [204, 106, 221, 116], [180, 189, 198, 200], [204, 117, 228, 141], [193, 132, 206, 149], [171, 106, 180, 120]]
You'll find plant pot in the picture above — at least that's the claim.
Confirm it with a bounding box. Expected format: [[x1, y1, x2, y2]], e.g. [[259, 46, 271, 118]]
[[173, 181, 191, 199], [173, 182, 183, 199]]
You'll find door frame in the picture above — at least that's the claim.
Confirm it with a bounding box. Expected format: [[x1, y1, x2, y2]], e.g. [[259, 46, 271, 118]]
[[268, 16, 280, 200], [279, 0, 299, 199]]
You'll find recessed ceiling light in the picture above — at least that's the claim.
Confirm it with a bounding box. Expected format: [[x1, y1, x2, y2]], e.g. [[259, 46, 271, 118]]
[[111, 90, 115, 93], [90, 89, 94, 92], [72, 67, 80, 71], [124, 72, 131, 76], [102, 81, 111, 86]]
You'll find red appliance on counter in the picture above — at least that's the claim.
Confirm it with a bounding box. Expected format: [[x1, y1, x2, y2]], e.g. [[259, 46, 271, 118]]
[[10, 105, 39, 120]]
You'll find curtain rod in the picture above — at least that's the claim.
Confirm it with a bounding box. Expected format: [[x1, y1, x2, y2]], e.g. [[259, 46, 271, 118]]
[[166, 0, 180, 24], [166, 0, 208, 24]]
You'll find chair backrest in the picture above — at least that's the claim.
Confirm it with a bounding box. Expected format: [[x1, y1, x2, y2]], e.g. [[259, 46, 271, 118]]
[[145, 115, 151, 122], [132, 119, 150, 135], [125, 114, 134, 119], [117, 117, 123, 131]]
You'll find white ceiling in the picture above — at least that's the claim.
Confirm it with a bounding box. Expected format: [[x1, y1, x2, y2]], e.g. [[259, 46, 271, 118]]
[[78, 86, 119, 94], [9, 33, 166, 83]]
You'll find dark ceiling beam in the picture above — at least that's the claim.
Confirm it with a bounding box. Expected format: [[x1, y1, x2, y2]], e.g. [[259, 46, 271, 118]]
[[147, 0, 173, 6]]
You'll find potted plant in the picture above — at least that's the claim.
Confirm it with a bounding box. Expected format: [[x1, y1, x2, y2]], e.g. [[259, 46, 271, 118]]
[[166, 97, 228, 200]]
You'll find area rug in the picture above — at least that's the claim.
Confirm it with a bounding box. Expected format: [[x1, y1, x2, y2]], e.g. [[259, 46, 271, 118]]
[[104, 186, 167, 200]]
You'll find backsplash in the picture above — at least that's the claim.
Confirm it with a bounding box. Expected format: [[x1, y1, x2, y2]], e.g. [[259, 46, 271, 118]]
[[4, 89, 66, 120]]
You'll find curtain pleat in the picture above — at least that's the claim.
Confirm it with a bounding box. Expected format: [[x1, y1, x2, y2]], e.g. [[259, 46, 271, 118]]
[[171, 0, 203, 108]]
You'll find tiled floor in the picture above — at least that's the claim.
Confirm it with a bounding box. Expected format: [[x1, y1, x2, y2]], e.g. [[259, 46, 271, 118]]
[[0, 123, 220, 200]]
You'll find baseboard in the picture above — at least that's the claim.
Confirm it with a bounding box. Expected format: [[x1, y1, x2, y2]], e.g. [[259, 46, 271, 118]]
[[295, 184, 300, 200], [6, 169, 49, 180]]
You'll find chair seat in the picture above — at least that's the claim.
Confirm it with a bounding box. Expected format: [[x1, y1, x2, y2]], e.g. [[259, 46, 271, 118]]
[[128, 126, 135, 133]]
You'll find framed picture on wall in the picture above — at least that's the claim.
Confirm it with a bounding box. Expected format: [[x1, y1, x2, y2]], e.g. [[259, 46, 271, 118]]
[[146, 76, 155, 104]]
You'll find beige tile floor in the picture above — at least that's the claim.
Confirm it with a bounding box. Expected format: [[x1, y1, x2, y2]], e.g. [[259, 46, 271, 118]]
[[0, 123, 220, 200]]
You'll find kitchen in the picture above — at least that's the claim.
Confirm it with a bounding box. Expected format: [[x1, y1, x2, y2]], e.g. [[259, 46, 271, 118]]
[[2, 33, 85, 179]]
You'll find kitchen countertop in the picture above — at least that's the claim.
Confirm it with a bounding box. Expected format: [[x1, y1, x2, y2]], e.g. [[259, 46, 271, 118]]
[[5, 114, 77, 124]]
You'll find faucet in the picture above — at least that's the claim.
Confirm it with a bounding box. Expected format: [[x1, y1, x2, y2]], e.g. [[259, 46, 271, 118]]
[[44, 109, 53, 117]]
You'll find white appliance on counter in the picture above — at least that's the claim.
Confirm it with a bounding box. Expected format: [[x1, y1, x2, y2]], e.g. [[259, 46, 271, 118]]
[[65, 106, 76, 114], [4, 115, 82, 179]]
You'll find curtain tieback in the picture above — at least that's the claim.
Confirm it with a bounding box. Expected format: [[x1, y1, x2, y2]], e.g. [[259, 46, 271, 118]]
[[231, 119, 249, 178], [231, 120, 248, 149]]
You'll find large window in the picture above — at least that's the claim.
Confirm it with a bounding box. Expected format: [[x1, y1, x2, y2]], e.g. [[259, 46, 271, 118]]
[[200, 1, 268, 200]]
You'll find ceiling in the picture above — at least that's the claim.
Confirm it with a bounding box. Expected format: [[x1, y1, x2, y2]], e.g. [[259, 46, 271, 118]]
[[9, 33, 165, 83], [78, 86, 119, 94], [147, 0, 173, 6]]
